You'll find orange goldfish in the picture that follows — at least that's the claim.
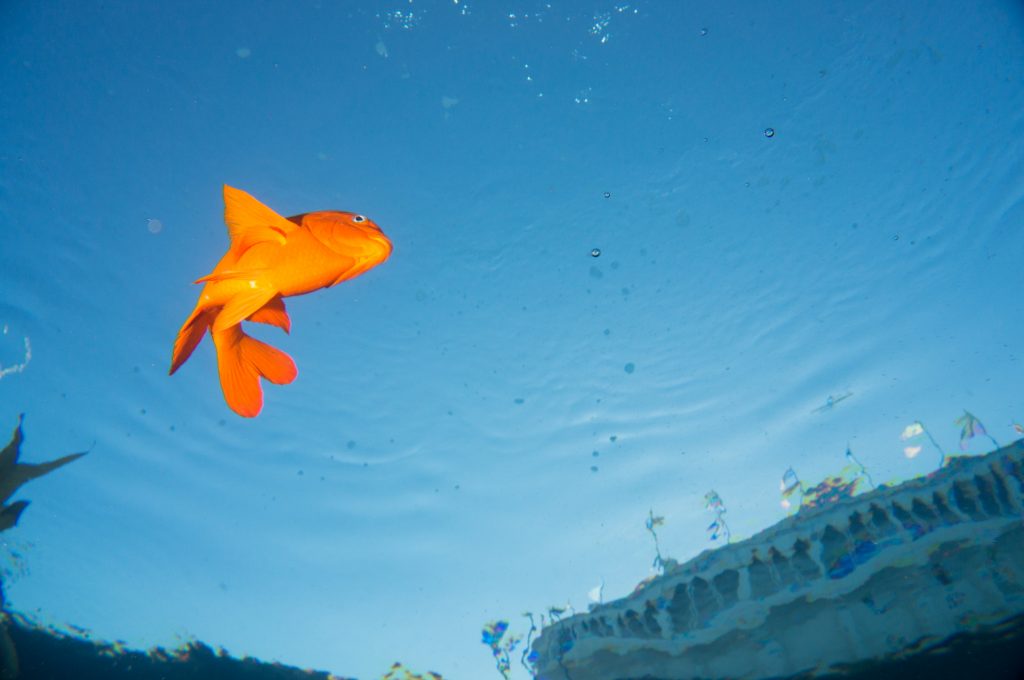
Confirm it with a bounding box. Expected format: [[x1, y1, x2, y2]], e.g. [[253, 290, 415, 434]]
[[170, 185, 392, 417]]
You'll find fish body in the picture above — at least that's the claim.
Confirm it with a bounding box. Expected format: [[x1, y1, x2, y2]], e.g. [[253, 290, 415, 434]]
[[170, 186, 392, 417]]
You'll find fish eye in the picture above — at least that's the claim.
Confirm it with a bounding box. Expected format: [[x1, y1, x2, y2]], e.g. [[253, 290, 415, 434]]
[[352, 215, 366, 223]]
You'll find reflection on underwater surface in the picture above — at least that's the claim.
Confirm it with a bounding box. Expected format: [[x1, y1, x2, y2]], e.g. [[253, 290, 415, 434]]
[[2, 421, 1023, 678], [530, 438, 1024, 678], [1, 0, 1024, 678], [2, 612, 1024, 680]]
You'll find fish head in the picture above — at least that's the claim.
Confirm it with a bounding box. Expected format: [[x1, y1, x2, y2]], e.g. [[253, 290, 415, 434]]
[[293, 211, 393, 267]]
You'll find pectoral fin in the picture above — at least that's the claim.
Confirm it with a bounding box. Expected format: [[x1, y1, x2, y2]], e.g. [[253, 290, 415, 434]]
[[214, 287, 279, 332]]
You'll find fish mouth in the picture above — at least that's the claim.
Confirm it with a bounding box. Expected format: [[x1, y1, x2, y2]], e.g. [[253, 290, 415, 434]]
[[369, 232, 393, 261]]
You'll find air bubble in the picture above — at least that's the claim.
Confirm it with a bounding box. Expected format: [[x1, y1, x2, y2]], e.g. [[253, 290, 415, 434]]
[[764, 127, 775, 138], [591, 248, 601, 258]]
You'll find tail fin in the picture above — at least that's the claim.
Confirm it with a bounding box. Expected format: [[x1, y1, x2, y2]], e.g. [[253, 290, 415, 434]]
[[170, 307, 218, 375], [212, 326, 297, 418]]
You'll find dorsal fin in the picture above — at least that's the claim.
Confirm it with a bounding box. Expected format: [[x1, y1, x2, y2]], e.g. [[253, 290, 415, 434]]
[[222, 185, 297, 254]]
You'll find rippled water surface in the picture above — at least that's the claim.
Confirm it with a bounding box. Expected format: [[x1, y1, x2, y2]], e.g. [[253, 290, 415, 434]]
[[1, 1, 1023, 678]]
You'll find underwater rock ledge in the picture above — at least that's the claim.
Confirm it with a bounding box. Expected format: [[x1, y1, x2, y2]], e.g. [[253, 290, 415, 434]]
[[531, 440, 1024, 680]]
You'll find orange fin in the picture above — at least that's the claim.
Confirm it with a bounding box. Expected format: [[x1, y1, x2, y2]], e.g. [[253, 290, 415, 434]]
[[213, 287, 278, 332], [223, 185, 297, 254], [170, 307, 217, 375], [193, 268, 267, 285], [248, 295, 290, 332], [213, 326, 297, 417]]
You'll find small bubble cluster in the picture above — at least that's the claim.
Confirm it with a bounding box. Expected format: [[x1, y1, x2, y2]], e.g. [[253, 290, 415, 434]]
[[381, 10, 419, 30]]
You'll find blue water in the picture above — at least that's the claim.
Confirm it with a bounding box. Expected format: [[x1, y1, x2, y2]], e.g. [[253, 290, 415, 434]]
[[1, 1, 1023, 678]]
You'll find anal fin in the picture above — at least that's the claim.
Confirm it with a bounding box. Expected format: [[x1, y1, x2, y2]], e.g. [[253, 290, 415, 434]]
[[248, 295, 290, 332]]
